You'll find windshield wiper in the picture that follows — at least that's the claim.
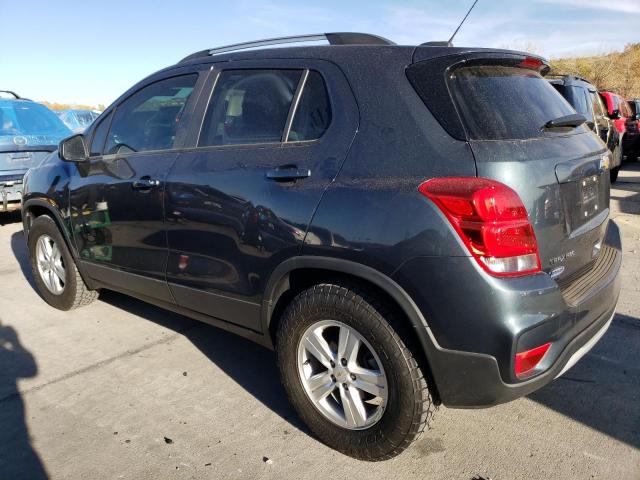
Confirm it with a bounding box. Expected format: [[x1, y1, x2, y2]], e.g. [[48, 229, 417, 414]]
[[542, 113, 587, 129]]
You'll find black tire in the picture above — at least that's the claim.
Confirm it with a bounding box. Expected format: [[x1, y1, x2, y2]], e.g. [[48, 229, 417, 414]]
[[28, 215, 98, 310], [276, 282, 435, 461], [610, 166, 620, 183]]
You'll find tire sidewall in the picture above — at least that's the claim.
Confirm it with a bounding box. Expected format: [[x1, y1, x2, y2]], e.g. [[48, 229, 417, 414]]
[[277, 286, 420, 459], [28, 216, 79, 311]]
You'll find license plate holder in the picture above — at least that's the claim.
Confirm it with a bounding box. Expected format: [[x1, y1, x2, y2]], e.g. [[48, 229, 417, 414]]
[[580, 175, 600, 219]]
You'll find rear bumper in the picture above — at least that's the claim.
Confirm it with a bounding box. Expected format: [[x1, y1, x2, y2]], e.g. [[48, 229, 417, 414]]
[[0, 182, 23, 211], [393, 220, 621, 408]]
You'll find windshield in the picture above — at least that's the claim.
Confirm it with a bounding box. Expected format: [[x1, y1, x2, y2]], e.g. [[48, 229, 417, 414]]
[[449, 66, 580, 140], [0, 101, 72, 151]]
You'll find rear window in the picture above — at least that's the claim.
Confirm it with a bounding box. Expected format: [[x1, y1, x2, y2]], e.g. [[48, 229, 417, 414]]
[[449, 66, 577, 140]]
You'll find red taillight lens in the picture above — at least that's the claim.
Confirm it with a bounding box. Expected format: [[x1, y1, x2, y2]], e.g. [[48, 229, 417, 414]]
[[418, 177, 541, 277], [518, 56, 544, 71], [515, 342, 551, 378]]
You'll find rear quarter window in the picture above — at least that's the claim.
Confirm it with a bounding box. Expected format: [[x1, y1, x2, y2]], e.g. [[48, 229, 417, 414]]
[[449, 66, 578, 140]]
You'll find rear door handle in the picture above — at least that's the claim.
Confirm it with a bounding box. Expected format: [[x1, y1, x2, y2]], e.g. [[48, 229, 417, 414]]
[[132, 176, 161, 190], [266, 166, 311, 182]]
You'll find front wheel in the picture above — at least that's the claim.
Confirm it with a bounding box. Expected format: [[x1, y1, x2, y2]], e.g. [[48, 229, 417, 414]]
[[276, 283, 435, 461], [28, 215, 98, 310]]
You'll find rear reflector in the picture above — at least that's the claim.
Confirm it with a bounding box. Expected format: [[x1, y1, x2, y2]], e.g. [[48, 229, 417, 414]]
[[418, 177, 541, 277], [515, 342, 551, 378]]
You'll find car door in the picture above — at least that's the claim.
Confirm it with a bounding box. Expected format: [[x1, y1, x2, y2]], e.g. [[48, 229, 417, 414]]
[[69, 70, 205, 302], [164, 59, 358, 330], [590, 90, 610, 145]]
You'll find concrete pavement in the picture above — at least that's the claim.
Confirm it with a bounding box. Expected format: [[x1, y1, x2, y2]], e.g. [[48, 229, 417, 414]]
[[0, 163, 638, 479]]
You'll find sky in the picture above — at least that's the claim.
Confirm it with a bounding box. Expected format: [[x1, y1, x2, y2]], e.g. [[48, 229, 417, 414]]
[[1, 0, 639, 106]]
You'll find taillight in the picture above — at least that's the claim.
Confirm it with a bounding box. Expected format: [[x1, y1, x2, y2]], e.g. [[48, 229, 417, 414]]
[[515, 342, 551, 378], [418, 177, 541, 277], [518, 56, 544, 71]]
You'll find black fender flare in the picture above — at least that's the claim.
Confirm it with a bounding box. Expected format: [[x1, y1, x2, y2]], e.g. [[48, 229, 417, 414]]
[[22, 198, 96, 289], [261, 255, 438, 357]]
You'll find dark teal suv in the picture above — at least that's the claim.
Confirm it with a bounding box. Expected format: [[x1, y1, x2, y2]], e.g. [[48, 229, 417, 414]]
[[20, 33, 622, 460]]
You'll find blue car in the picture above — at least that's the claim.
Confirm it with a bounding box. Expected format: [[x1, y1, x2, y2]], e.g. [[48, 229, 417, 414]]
[[0, 92, 71, 212]]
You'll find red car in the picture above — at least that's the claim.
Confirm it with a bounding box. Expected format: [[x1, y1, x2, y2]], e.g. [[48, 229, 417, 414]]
[[600, 91, 639, 160]]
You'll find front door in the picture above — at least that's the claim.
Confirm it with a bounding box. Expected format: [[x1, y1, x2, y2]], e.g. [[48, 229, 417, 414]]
[[69, 73, 201, 301], [164, 60, 358, 330]]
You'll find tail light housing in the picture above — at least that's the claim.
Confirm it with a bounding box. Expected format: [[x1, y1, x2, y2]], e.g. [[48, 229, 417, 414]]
[[515, 342, 551, 378], [418, 177, 541, 277]]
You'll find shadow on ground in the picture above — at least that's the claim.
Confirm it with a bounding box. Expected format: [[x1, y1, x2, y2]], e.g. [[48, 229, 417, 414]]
[[0, 320, 48, 479], [0, 211, 22, 226], [528, 313, 640, 449], [99, 290, 304, 431]]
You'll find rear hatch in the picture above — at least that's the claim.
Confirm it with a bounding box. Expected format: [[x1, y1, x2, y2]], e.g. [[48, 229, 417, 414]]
[[408, 51, 610, 282], [0, 99, 71, 180]]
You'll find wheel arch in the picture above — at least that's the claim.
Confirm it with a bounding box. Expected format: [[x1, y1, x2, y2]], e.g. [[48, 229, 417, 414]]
[[22, 198, 95, 289], [262, 256, 442, 402]]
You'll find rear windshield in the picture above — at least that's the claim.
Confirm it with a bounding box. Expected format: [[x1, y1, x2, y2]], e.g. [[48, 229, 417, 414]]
[[0, 101, 71, 150], [449, 66, 578, 140]]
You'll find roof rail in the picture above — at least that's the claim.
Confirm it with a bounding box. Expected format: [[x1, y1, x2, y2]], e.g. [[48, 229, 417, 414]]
[[420, 41, 453, 47], [179, 32, 395, 63], [0, 90, 20, 99]]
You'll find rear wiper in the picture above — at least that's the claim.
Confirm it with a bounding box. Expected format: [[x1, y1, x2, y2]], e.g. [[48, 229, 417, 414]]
[[542, 113, 587, 129]]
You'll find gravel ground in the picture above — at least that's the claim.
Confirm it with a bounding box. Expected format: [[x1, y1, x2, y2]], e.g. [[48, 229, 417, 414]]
[[0, 162, 638, 480]]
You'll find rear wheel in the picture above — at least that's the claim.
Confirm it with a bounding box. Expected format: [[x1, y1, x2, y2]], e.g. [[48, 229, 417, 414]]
[[276, 282, 434, 461], [610, 166, 620, 183], [28, 215, 98, 310]]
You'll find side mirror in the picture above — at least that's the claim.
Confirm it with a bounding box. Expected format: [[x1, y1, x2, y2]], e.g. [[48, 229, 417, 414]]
[[610, 109, 620, 119], [59, 134, 88, 162]]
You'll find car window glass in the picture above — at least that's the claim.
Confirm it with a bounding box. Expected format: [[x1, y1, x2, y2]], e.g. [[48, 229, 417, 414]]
[[570, 86, 589, 117], [90, 112, 112, 156], [591, 92, 605, 117], [449, 66, 577, 140], [199, 70, 301, 147], [105, 74, 197, 154], [287, 71, 331, 142]]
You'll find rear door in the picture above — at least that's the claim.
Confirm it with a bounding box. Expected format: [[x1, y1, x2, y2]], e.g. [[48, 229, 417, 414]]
[[164, 59, 358, 330], [69, 70, 204, 301], [447, 61, 610, 281]]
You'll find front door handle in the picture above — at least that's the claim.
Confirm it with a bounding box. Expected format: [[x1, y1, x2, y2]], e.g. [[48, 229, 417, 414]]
[[266, 166, 311, 182], [132, 176, 161, 191]]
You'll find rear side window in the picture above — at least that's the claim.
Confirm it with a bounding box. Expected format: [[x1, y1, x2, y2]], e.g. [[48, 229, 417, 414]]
[[199, 70, 301, 146], [288, 71, 331, 141], [449, 66, 576, 140], [104, 74, 197, 154]]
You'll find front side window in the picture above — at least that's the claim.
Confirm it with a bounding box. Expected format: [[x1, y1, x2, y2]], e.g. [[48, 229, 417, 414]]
[[90, 112, 112, 156], [104, 74, 197, 154], [199, 70, 301, 147]]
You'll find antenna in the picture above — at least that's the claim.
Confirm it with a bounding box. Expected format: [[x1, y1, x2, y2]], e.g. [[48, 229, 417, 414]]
[[448, 0, 479, 45]]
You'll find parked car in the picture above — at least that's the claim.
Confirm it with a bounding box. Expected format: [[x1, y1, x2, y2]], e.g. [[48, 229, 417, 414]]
[[57, 109, 100, 133], [600, 91, 639, 161], [549, 76, 622, 182], [628, 98, 640, 148], [21, 33, 621, 460], [0, 92, 71, 212]]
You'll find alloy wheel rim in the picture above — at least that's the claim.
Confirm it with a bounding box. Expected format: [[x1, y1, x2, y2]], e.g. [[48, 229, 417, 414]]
[[297, 320, 388, 430], [36, 234, 66, 295]]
